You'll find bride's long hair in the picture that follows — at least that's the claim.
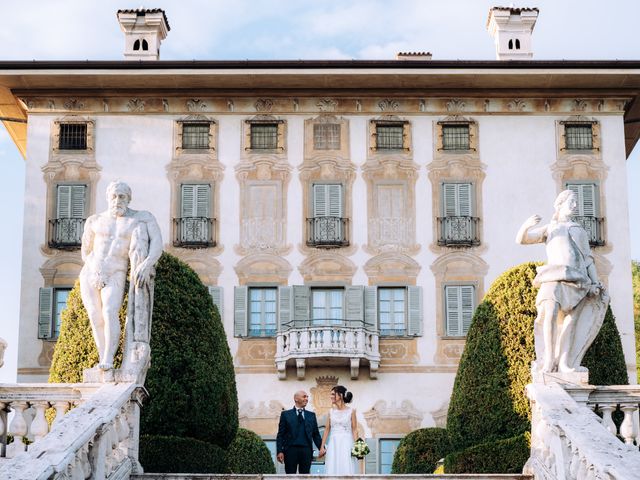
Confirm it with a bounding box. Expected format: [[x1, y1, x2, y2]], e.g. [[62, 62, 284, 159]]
[[332, 385, 353, 404]]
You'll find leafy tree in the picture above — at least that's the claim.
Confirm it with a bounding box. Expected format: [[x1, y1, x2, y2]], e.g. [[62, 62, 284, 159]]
[[391, 428, 450, 474], [225, 428, 276, 474], [632, 260, 640, 383]]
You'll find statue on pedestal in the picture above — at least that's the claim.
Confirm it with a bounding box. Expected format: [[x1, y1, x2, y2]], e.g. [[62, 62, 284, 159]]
[[516, 190, 609, 378], [79, 181, 162, 383]]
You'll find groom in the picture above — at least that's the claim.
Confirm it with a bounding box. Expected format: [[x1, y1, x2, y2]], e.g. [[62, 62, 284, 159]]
[[276, 390, 324, 474]]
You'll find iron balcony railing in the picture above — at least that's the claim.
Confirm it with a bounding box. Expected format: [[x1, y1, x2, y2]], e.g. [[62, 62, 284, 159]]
[[49, 218, 85, 249], [573, 216, 605, 247], [173, 217, 216, 247], [437, 216, 480, 247], [306, 216, 349, 247]]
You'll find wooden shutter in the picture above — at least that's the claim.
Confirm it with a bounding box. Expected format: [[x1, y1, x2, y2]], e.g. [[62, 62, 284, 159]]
[[38, 287, 54, 339], [181, 184, 210, 217], [365, 438, 378, 474], [313, 184, 342, 217], [457, 184, 472, 217], [443, 183, 472, 216], [313, 184, 327, 217], [364, 286, 378, 329], [460, 285, 475, 335], [56, 185, 86, 219], [293, 285, 310, 325], [328, 184, 343, 217], [345, 286, 364, 326], [445, 286, 461, 336], [208, 286, 223, 318], [278, 286, 292, 330], [407, 286, 423, 336], [567, 183, 597, 217], [234, 286, 248, 337]]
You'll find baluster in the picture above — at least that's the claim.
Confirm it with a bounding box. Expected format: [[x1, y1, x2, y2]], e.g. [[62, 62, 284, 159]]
[[372, 333, 379, 356], [300, 330, 309, 352], [322, 328, 330, 349], [276, 333, 284, 356], [620, 404, 637, 445], [7, 401, 28, 456], [345, 330, 354, 350], [356, 330, 365, 353], [599, 404, 617, 435], [30, 401, 50, 441], [52, 400, 70, 426]]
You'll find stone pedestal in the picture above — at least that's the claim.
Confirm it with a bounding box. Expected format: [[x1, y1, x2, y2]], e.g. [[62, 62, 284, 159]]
[[531, 369, 589, 386]]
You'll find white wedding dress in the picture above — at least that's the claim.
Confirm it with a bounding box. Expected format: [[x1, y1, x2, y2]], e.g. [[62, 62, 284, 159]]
[[324, 407, 358, 475]]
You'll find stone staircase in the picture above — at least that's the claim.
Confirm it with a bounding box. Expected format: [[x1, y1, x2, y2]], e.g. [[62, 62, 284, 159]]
[[132, 476, 532, 480]]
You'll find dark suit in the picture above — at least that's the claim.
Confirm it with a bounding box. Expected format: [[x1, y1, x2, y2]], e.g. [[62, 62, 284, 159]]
[[276, 407, 322, 474]]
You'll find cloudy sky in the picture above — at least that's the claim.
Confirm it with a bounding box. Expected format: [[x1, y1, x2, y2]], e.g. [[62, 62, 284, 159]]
[[0, 0, 638, 379]]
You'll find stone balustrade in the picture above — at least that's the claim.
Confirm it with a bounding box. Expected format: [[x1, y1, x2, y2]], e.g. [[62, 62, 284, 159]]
[[0, 382, 146, 480], [275, 325, 380, 380], [526, 383, 640, 480]]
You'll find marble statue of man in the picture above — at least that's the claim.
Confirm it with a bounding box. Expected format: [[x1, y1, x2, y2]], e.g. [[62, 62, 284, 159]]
[[516, 190, 608, 375], [79, 181, 162, 373]]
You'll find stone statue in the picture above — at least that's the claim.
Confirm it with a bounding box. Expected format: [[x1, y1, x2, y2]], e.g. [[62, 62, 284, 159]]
[[516, 190, 608, 377], [79, 181, 162, 382]]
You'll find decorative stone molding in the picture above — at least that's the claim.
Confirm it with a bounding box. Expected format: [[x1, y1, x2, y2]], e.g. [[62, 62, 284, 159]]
[[298, 252, 357, 284], [304, 115, 350, 161], [164, 247, 223, 285], [234, 254, 292, 285], [430, 251, 488, 364], [39, 252, 83, 286], [378, 339, 420, 365], [243, 114, 286, 154], [363, 253, 420, 286], [363, 400, 423, 436], [239, 400, 285, 435], [235, 338, 277, 367], [310, 375, 339, 417], [38, 341, 56, 367], [431, 401, 449, 428]]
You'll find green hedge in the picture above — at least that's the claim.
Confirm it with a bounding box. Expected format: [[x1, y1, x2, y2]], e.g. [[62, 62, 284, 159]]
[[139, 435, 227, 473], [391, 428, 451, 474], [49, 252, 239, 448], [225, 428, 276, 474], [444, 433, 530, 474]]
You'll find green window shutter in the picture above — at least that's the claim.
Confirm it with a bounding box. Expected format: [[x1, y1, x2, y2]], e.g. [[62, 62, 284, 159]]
[[461, 285, 475, 335], [278, 286, 292, 330], [443, 183, 472, 217], [181, 184, 195, 217], [38, 287, 54, 339], [313, 184, 327, 217], [208, 286, 223, 318], [567, 183, 597, 217], [365, 438, 378, 474], [457, 183, 472, 217], [328, 184, 343, 217], [364, 286, 378, 329], [182, 184, 211, 218], [345, 285, 364, 326], [233, 286, 248, 337], [445, 286, 461, 336], [56, 185, 71, 218], [443, 183, 457, 217], [293, 285, 310, 326], [407, 286, 423, 336], [70, 185, 86, 218], [313, 184, 343, 217]]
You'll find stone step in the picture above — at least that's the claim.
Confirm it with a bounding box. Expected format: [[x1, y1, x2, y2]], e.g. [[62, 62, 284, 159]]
[[132, 474, 533, 480]]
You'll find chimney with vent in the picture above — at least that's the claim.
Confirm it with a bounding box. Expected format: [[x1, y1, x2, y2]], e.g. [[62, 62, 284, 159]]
[[396, 52, 432, 61], [117, 8, 170, 60], [487, 6, 539, 60]]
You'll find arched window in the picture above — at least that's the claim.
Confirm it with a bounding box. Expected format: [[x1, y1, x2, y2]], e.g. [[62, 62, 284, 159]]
[[508, 39, 513, 50], [515, 39, 521, 49], [133, 39, 140, 51], [142, 39, 149, 51]]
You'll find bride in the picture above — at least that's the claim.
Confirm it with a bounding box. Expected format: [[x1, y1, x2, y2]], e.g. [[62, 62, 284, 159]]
[[319, 385, 358, 475]]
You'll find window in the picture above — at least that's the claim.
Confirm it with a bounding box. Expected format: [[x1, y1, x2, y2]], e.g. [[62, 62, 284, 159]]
[[250, 123, 278, 150], [442, 124, 470, 150], [249, 288, 277, 337], [379, 439, 401, 474], [378, 288, 406, 336], [182, 123, 210, 149], [439, 183, 479, 247], [308, 184, 347, 246], [565, 124, 593, 150], [174, 184, 214, 247], [445, 285, 475, 336], [38, 287, 71, 340], [312, 289, 344, 325], [58, 123, 87, 150], [567, 182, 604, 246], [50, 184, 86, 247], [313, 123, 341, 150], [376, 124, 404, 150], [443, 183, 472, 217]]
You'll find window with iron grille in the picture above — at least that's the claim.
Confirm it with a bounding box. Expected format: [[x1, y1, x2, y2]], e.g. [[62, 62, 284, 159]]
[[182, 123, 210, 149], [376, 124, 404, 150], [565, 124, 593, 150], [250, 123, 278, 150], [442, 124, 470, 150], [313, 123, 341, 150], [249, 287, 277, 337], [59, 123, 87, 150]]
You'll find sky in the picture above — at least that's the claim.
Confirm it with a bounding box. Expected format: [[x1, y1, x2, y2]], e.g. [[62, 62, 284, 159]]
[[0, 0, 638, 381]]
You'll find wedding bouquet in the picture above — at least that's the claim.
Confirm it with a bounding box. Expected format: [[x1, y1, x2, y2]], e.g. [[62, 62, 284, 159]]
[[351, 438, 370, 459]]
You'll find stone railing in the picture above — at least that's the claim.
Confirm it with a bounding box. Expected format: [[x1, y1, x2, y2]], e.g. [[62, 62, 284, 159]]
[[275, 324, 380, 380], [0, 382, 146, 480], [526, 383, 640, 480]]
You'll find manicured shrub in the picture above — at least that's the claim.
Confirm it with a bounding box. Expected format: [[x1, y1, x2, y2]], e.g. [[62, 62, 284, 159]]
[[444, 433, 530, 474], [391, 427, 451, 474], [225, 428, 276, 474], [582, 306, 628, 386], [139, 435, 227, 473]]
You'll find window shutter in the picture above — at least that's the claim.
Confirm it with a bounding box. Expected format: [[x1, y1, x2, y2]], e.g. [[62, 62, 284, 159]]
[[181, 184, 196, 217], [364, 286, 378, 329], [567, 183, 597, 217], [443, 183, 457, 217], [278, 286, 292, 330], [56, 185, 71, 218], [233, 286, 248, 337], [70, 185, 86, 218], [38, 287, 54, 339], [446, 286, 460, 336], [457, 183, 472, 217], [461, 285, 475, 335], [208, 286, 223, 318], [328, 184, 343, 217], [195, 185, 211, 217], [293, 285, 310, 326], [313, 185, 327, 217], [365, 438, 378, 474], [345, 286, 364, 326], [407, 286, 423, 336]]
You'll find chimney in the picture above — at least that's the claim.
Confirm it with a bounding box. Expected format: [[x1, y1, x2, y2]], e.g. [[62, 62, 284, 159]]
[[117, 8, 170, 60], [487, 6, 539, 60], [396, 52, 433, 61]]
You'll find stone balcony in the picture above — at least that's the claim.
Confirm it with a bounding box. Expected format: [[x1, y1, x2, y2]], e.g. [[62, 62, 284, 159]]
[[275, 323, 380, 380]]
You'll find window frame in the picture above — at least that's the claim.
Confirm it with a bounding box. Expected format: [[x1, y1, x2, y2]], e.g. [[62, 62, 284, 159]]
[[311, 287, 345, 326], [437, 120, 474, 152], [52, 118, 95, 154], [378, 437, 403, 474], [248, 287, 278, 337], [38, 286, 72, 340], [559, 120, 599, 152], [443, 283, 476, 338], [174, 182, 215, 248], [370, 119, 410, 152], [313, 122, 341, 150], [377, 287, 407, 337], [175, 118, 216, 155], [563, 122, 594, 151], [245, 118, 286, 153]]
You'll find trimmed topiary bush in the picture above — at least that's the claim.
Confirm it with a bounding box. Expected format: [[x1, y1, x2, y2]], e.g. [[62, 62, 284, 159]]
[[447, 262, 628, 459], [225, 428, 276, 474], [139, 435, 227, 473], [49, 252, 239, 449], [444, 433, 530, 474], [391, 427, 451, 474]]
